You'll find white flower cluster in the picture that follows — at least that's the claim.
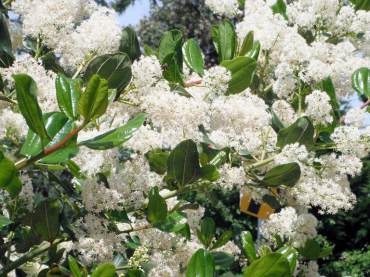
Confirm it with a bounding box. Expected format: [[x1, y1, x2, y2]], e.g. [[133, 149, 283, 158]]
[[205, 0, 239, 18], [304, 90, 333, 125], [12, 0, 121, 68]]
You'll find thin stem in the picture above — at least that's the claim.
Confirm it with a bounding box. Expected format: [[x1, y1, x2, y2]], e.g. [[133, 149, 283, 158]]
[[184, 79, 202, 87], [0, 239, 64, 276], [0, 95, 16, 105], [247, 156, 276, 170], [361, 99, 370, 109]]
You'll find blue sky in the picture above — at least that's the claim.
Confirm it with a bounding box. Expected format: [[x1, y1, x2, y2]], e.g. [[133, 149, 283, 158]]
[[118, 0, 151, 26]]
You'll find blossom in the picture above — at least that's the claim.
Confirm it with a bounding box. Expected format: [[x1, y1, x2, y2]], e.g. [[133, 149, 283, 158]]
[[202, 66, 232, 98], [304, 90, 333, 125], [205, 0, 239, 18], [132, 55, 163, 89]]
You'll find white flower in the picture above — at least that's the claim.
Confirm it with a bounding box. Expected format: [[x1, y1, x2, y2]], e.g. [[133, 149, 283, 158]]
[[0, 109, 27, 139], [304, 90, 333, 125], [331, 126, 368, 157], [205, 0, 239, 18], [272, 100, 297, 126], [132, 55, 163, 89], [344, 107, 368, 128], [217, 165, 246, 190], [203, 66, 232, 98]]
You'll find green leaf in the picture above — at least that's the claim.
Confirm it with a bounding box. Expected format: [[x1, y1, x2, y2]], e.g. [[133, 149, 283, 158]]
[[183, 38, 205, 76], [68, 256, 82, 277], [243, 253, 290, 277], [246, 41, 261, 60], [211, 230, 234, 250], [200, 164, 220, 182], [352, 67, 370, 97], [162, 54, 184, 85], [78, 75, 109, 122], [298, 239, 321, 260], [84, 53, 132, 98], [239, 31, 254, 56], [158, 29, 183, 66], [0, 13, 14, 68], [156, 211, 191, 240], [0, 215, 13, 229], [55, 75, 82, 120], [350, 0, 370, 10], [79, 113, 145, 150], [277, 246, 297, 275], [20, 112, 78, 164], [271, 0, 287, 18], [147, 186, 168, 224], [119, 27, 141, 61], [318, 77, 340, 121], [271, 110, 285, 133], [91, 263, 116, 277], [222, 57, 257, 94], [0, 151, 22, 197], [186, 249, 215, 277], [13, 74, 49, 141], [146, 149, 170, 175], [23, 200, 62, 242], [241, 231, 257, 262], [197, 217, 216, 248], [213, 20, 237, 62], [277, 117, 314, 148], [262, 163, 301, 187], [167, 139, 201, 187], [212, 252, 235, 269]]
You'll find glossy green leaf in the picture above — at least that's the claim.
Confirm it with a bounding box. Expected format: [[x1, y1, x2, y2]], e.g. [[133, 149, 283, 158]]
[[211, 230, 234, 250], [91, 263, 116, 277], [262, 163, 301, 187], [55, 75, 82, 120], [0, 13, 14, 67], [0, 215, 13, 229], [246, 41, 261, 60], [271, 0, 287, 18], [222, 56, 257, 94], [78, 75, 109, 122], [23, 200, 62, 242], [158, 29, 183, 66], [0, 151, 22, 197], [68, 256, 82, 277], [239, 31, 254, 56], [318, 77, 340, 121], [212, 252, 235, 269], [186, 249, 215, 277], [84, 53, 132, 97], [277, 246, 298, 275], [167, 139, 201, 187], [200, 164, 220, 181], [277, 117, 314, 148], [197, 217, 216, 248], [298, 239, 321, 260], [146, 149, 170, 175], [352, 67, 370, 97], [79, 113, 145, 150], [119, 27, 141, 61], [241, 231, 257, 262], [350, 0, 370, 10], [13, 74, 49, 141], [156, 211, 191, 240], [147, 186, 168, 224], [243, 253, 290, 277], [162, 54, 184, 85], [213, 20, 237, 62], [271, 110, 285, 133], [183, 38, 204, 76], [20, 112, 78, 164]]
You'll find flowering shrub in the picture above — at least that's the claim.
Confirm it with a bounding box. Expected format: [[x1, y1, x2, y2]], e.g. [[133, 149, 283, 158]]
[[0, 0, 369, 276]]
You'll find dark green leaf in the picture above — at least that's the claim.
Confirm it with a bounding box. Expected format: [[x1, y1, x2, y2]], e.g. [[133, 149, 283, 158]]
[[147, 186, 168, 224], [277, 117, 314, 148], [350, 0, 370, 10], [239, 31, 254, 56], [0, 151, 22, 197], [78, 74, 109, 122], [0, 13, 14, 67], [55, 75, 82, 120], [68, 256, 82, 277], [241, 231, 257, 262], [318, 78, 340, 121], [271, 110, 285, 133], [262, 195, 282, 210], [212, 252, 235, 269], [20, 112, 78, 164], [156, 211, 191, 240], [213, 20, 237, 62], [352, 67, 370, 97], [167, 139, 201, 187], [158, 29, 183, 66], [186, 249, 215, 277], [79, 113, 145, 150], [119, 27, 141, 61], [271, 0, 287, 18], [222, 57, 257, 94], [83, 53, 132, 98], [162, 54, 184, 85], [298, 239, 321, 260], [211, 230, 234, 250], [91, 263, 116, 277], [183, 38, 204, 76], [146, 149, 170, 175], [262, 163, 301, 187], [13, 74, 49, 141], [23, 200, 62, 242], [0, 215, 13, 229], [200, 164, 220, 181], [243, 253, 290, 277], [197, 217, 216, 248]]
